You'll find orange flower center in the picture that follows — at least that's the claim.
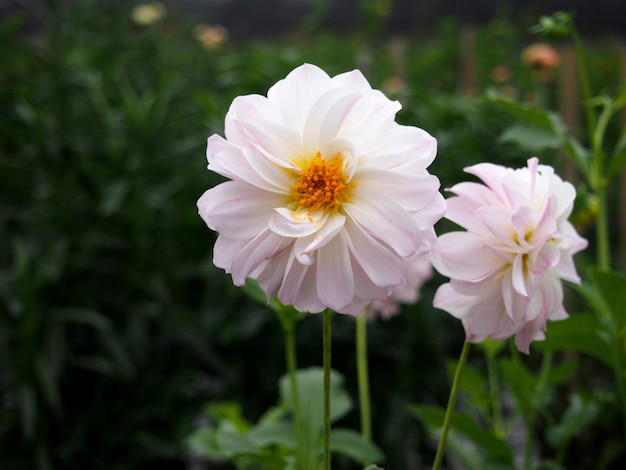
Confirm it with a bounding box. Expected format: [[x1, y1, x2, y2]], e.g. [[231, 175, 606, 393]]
[[291, 152, 348, 212]]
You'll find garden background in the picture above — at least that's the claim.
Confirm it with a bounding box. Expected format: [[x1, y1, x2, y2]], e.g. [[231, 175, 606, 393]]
[[1, 0, 625, 469]]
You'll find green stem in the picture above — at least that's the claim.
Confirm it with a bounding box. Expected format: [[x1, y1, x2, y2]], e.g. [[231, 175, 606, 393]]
[[432, 341, 472, 470], [357, 310, 372, 442], [570, 23, 595, 145], [486, 351, 503, 436], [284, 323, 304, 467], [596, 187, 610, 271], [611, 331, 626, 443], [323, 309, 332, 470]]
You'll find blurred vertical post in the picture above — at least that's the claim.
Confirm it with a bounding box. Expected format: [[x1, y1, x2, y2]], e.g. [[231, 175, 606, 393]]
[[559, 44, 580, 183], [459, 24, 476, 96], [617, 42, 626, 269]]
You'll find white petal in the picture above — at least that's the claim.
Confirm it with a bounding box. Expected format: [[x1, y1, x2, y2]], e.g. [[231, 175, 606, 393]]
[[207, 135, 289, 193], [236, 116, 302, 166], [197, 181, 280, 238], [224, 94, 282, 146], [230, 230, 291, 285], [344, 218, 405, 288], [344, 188, 419, 257], [356, 169, 442, 213], [303, 89, 360, 157], [292, 213, 346, 263], [316, 232, 355, 311], [267, 64, 332, 133], [278, 255, 326, 313], [270, 208, 328, 238], [254, 248, 291, 300], [212, 236, 247, 272], [361, 124, 437, 169]]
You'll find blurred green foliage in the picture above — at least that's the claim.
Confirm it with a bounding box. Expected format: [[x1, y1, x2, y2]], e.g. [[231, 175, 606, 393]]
[[0, 1, 624, 469]]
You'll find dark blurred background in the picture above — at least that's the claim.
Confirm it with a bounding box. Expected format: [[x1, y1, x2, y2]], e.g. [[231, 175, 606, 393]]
[[1, 1, 624, 469]]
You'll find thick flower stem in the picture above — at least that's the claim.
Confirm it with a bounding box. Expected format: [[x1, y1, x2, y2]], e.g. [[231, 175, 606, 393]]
[[323, 309, 332, 470], [432, 341, 472, 470], [357, 310, 372, 442], [284, 324, 305, 467]]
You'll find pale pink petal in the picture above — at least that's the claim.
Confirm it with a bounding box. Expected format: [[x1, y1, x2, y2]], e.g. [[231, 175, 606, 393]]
[[511, 254, 529, 296], [465, 163, 512, 207], [475, 206, 522, 253], [430, 232, 503, 281], [511, 206, 540, 250], [530, 243, 561, 277]]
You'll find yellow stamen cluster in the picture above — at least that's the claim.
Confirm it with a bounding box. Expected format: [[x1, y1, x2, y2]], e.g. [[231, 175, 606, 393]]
[[291, 152, 347, 212]]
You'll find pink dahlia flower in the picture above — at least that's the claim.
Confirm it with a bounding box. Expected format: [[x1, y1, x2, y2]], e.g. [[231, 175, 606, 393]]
[[431, 158, 587, 353], [366, 253, 433, 320], [198, 64, 445, 315]]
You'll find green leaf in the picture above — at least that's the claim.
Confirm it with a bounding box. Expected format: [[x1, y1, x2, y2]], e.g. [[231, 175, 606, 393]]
[[247, 421, 296, 448], [187, 428, 225, 459], [242, 279, 302, 329], [216, 422, 258, 457], [562, 136, 591, 175], [329, 428, 383, 465], [499, 358, 543, 414], [52, 307, 113, 332], [206, 402, 250, 432], [279, 367, 352, 468], [478, 338, 505, 361], [546, 357, 577, 385], [279, 367, 351, 431], [411, 405, 513, 463], [498, 125, 563, 153], [590, 268, 626, 330], [546, 393, 602, 449], [446, 362, 490, 421], [534, 313, 614, 369]]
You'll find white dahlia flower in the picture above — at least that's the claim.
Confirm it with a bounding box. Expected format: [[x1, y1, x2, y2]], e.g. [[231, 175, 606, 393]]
[[198, 64, 445, 315]]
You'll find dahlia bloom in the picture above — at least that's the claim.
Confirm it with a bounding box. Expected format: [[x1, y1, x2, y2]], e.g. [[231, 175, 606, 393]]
[[366, 253, 433, 321], [431, 158, 587, 353], [198, 64, 445, 315]]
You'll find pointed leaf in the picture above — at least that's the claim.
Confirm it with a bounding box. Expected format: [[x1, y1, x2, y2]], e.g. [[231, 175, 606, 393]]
[[607, 130, 626, 180], [411, 405, 513, 463], [534, 313, 614, 369], [329, 428, 384, 465], [590, 268, 626, 329], [546, 393, 602, 449]]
